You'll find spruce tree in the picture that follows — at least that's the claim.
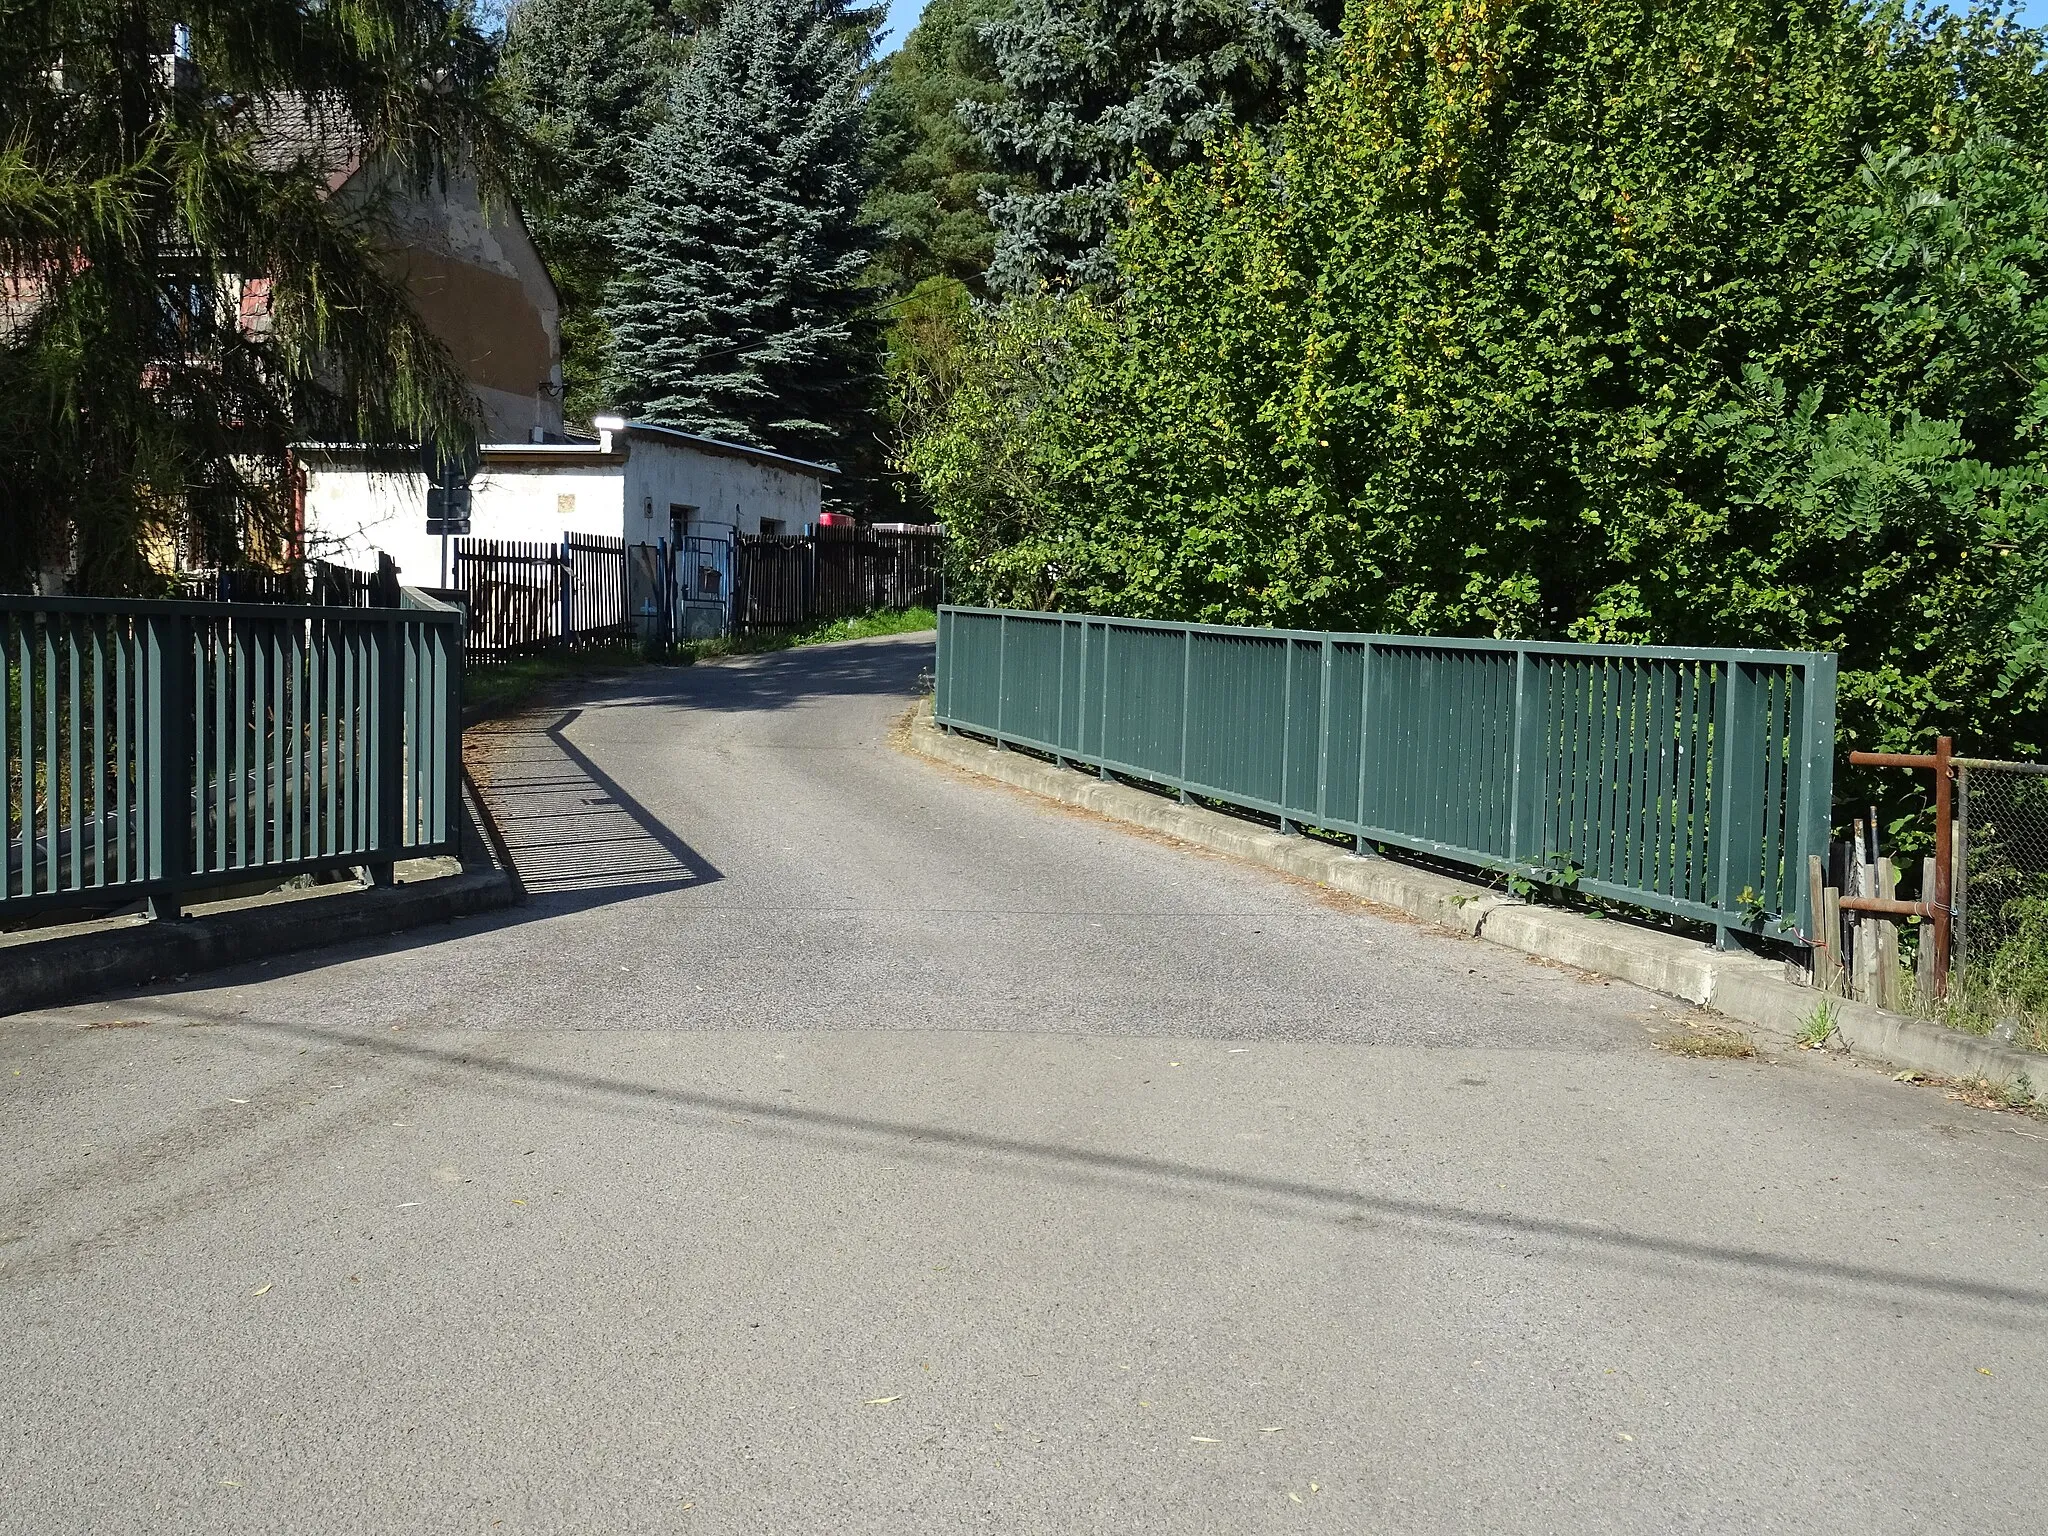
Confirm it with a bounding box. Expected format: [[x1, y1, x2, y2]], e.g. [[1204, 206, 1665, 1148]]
[[606, 0, 883, 467], [863, 0, 1018, 296], [503, 0, 675, 424], [965, 0, 1342, 292]]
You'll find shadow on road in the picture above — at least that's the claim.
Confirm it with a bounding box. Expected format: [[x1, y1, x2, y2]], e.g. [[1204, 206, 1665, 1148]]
[[596, 631, 933, 716], [34, 999, 2048, 1327], [477, 708, 720, 901], [79, 700, 727, 1008]]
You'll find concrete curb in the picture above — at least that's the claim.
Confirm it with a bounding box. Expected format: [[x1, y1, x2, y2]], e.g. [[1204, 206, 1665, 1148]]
[[1, 868, 518, 1017], [909, 710, 2043, 1090]]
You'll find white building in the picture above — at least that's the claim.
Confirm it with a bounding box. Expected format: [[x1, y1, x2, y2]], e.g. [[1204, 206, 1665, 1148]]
[[300, 417, 835, 590]]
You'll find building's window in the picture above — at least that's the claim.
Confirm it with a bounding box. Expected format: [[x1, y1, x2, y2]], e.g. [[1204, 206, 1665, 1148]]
[[759, 518, 784, 537], [557, 493, 576, 516]]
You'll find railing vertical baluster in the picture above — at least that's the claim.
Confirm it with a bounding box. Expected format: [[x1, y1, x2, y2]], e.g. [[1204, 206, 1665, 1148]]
[[290, 620, 304, 863], [324, 621, 338, 855], [252, 621, 267, 868], [444, 617, 464, 847], [270, 624, 285, 864], [341, 629, 357, 855], [206, 622, 222, 872], [21, 617, 35, 898], [1711, 661, 1764, 948], [66, 623, 81, 889]]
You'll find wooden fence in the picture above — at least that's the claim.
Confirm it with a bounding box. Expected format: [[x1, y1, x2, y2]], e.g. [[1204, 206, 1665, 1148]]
[[732, 525, 943, 637], [452, 534, 629, 661], [175, 560, 381, 608]]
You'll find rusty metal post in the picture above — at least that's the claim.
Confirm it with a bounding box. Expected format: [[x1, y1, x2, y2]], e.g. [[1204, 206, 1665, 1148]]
[[1846, 738, 1959, 1000], [1934, 734, 1952, 999]]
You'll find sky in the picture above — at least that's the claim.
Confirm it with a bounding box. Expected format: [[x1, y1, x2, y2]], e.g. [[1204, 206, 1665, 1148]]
[[871, 0, 2048, 55], [877, 0, 925, 54]]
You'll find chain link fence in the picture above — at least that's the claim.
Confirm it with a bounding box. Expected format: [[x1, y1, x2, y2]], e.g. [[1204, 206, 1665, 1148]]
[[1955, 759, 2048, 1046]]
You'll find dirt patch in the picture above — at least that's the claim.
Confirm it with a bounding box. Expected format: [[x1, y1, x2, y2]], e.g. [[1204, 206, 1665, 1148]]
[[1654, 1020, 1760, 1060], [1888, 1070, 2048, 1122]]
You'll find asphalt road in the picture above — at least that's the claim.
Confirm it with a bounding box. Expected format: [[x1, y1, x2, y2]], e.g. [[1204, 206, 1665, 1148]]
[[5, 632, 2047, 1534]]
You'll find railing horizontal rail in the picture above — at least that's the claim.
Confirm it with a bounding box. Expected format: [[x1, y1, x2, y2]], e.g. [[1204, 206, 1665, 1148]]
[[0, 594, 455, 624], [934, 607, 1836, 946], [936, 604, 1829, 668]]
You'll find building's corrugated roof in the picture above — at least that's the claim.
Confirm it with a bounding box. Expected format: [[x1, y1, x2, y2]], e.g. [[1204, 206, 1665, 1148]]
[[474, 422, 837, 479], [622, 422, 838, 478]]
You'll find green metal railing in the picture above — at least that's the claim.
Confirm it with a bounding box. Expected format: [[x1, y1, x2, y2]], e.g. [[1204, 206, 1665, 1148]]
[[935, 607, 1837, 945], [3, 593, 463, 919]]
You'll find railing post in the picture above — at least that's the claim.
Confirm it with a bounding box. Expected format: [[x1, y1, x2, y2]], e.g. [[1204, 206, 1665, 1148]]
[[367, 614, 404, 886], [1278, 639, 1295, 833], [1353, 641, 1377, 855], [1057, 618, 1070, 768], [143, 612, 193, 919], [1098, 621, 1112, 781], [1710, 660, 1761, 950], [995, 610, 1007, 748], [444, 614, 465, 850], [1793, 652, 1837, 943], [1314, 636, 1333, 824], [1178, 627, 1192, 803], [1507, 647, 1540, 865]]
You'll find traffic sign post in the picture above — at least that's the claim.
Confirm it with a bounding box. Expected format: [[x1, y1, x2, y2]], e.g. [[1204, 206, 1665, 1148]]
[[421, 440, 481, 587]]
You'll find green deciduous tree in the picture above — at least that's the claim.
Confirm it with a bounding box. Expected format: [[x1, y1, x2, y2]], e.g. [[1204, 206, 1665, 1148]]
[[606, 0, 883, 470], [0, 0, 513, 591], [905, 0, 2048, 811]]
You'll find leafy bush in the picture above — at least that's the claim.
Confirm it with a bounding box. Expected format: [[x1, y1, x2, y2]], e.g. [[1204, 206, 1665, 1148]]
[[902, 0, 2048, 822], [1986, 893, 2048, 1012]]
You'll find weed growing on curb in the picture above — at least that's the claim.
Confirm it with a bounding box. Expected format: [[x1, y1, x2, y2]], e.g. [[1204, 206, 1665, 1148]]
[[1795, 1000, 1839, 1050]]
